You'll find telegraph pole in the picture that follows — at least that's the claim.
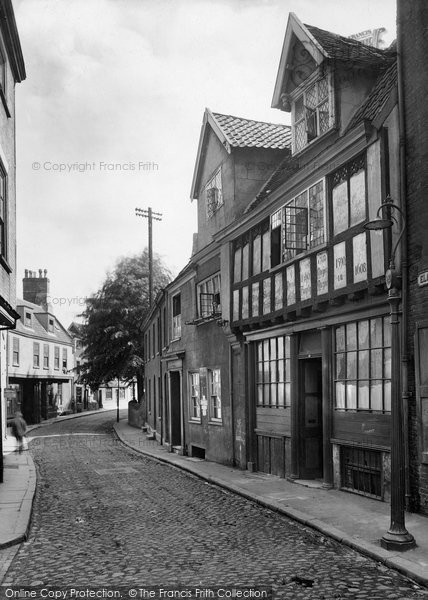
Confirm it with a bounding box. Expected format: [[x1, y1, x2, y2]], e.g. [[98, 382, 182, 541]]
[[135, 207, 163, 306]]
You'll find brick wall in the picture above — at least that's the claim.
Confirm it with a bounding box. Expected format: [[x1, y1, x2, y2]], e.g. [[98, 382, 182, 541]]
[[400, 0, 428, 513]]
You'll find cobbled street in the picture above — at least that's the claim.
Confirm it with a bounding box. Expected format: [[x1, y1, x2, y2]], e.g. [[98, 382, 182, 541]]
[[1, 412, 428, 599]]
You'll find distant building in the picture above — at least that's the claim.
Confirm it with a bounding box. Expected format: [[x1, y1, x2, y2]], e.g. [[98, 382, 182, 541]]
[[7, 270, 74, 425], [68, 321, 98, 412], [0, 0, 26, 473]]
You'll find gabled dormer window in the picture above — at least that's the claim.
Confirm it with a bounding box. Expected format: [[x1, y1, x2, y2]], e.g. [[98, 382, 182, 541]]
[[24, 311, 32, 327], [48, 318, 54, 333], [292, 73, 333, 153], [205, 168, 223, 218]]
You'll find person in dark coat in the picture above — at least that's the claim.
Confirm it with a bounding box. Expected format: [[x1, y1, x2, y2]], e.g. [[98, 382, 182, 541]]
[[11, 411, 27, 454]]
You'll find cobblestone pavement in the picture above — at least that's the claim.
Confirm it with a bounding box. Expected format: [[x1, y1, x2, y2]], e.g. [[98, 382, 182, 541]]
[[2, 413, 428, 599]]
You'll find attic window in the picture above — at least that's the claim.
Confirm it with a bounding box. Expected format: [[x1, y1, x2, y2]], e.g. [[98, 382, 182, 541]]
[[24, 312, 32, 327], [205, 168, 223, 218], [48, 318, 54, 333], [292, 74, 333, 153]]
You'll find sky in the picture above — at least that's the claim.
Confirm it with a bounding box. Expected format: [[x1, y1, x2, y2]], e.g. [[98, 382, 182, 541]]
[[13, 0, 397, 327]]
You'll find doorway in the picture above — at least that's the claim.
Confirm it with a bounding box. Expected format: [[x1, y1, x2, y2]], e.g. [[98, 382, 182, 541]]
[[169, 371, 182, 447], [299, 358, 323, 479]]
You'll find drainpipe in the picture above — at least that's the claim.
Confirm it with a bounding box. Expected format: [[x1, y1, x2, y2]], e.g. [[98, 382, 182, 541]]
[[396, 2, 411, 510], [229, 343, 235, 467]]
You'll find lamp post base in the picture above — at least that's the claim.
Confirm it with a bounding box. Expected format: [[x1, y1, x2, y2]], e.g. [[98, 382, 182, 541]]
[[381, 529, 416, 551]]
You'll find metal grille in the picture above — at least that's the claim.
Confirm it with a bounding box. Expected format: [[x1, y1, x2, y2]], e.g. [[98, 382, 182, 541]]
[[341, 446, 382, 499], [200, 292, 220, 318], [284, 205, 308, 253]]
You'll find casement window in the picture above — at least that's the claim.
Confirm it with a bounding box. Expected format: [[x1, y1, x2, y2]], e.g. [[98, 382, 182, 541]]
[[189, 372, 200, 421], [331, 154, 366, 236], [334, 317, 391, 412], [256, 335, 291, 408], [0, 165, 6, 258], [25, 312, 32, 327], [208, 368, 221, 421], [233, 221, 270, 283], [292, 74, 333, 153], [12, 337, 19, 367], [33, 342, 40, 368], [48, 318, 54, 333], [62, 348, 67, 370], [54, 346, 60, 370], [172, 294, 181, 339], [205, 168, 223, 218], [197, 273, 221, 318], [43, 344, 49, 369], [270, 180, 325, 267]]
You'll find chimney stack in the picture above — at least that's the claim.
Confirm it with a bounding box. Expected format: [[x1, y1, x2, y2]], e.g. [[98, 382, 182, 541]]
[[23, 268, 51, 311]]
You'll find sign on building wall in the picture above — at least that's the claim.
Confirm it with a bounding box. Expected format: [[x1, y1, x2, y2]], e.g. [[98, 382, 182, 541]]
[[334, 242, 347, 289], [300, 258, 311, 301], [353, 233, 368, 283], [317, 251, 328, 295], [286, 265, 296, 305]]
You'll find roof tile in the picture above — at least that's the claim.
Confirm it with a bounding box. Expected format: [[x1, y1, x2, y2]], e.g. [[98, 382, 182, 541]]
[[211, 112, 291, 150]]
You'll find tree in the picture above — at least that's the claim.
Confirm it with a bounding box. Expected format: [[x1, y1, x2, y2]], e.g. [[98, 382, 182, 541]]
[[78, 249, 171, 396]]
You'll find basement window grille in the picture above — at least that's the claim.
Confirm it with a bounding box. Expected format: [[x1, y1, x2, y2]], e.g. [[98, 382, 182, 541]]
[[341, 446, 382, 499]]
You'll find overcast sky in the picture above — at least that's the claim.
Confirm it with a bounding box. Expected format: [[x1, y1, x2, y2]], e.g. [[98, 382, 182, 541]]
[[13, 0, 396, 327]]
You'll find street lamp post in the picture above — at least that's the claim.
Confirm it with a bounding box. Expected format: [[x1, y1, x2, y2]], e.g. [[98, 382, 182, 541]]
[[365, 196, 415, 551]]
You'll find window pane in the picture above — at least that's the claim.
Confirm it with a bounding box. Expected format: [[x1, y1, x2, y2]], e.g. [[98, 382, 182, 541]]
[[270, 384, 277, 406], [253, 235, 261, 275], [262, 278, 271, 315], [336, 326, 345, 351], [358, 381, 370, 410], [242, 286, 249, 319], [270, 338, 277, 360], [309, 181, 324, 248], [336, 382, 345, 409], [384, 348, 391, 379], [358, 320, 369, 349], [383, 317, 391, 347], [233, 290, 240, 321], [242, 243, 249, 280], [350, 170, 366, 226], [277, 337, 284, 360], [346, 323, 357, 350], [371, 381, 383, 410], [371, 348, 383, 378], [274, 272, 283, 311], [285, 382, 291, 406], [257, 386, 263, 405], [370, 318, 383, 347], [384, 381, 391, 412], [285, 336, 291, 357], [262, 230, 270, 272], [277, 384, 285, 407], [234, 247, 242, 283], [359, 350, 369, 379], [347, 381, 357, 409], [336, 353, 346, 379], [347, 352, 357, 379], [252, 282, 259, 317]]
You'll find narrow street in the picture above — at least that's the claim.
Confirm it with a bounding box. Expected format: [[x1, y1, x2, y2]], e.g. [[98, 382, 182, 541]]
[[0, 413, 426, 599]]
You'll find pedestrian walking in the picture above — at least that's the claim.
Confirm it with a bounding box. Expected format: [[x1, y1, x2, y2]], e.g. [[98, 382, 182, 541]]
[[11, 411, 27, 454]]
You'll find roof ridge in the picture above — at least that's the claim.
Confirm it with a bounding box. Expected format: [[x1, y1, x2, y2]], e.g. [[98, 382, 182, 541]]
[[212, 111, 290, 129]]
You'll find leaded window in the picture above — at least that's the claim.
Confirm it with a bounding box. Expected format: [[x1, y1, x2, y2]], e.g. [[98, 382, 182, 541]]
[[331, 154, 366, 236], [293, 75, 332, 153], [205, 168, 223, 218], [256, 335, 291, 408], [334, 317, 391, 412], [270, 180, 325, 266]]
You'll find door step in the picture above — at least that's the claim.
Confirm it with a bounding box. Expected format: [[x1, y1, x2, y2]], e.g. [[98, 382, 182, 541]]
[[172, 445, 183, 454]]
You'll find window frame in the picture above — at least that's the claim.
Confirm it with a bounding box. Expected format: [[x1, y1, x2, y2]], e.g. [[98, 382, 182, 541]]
[[54, 346, 60, 370], [189, 371, 201, 422], [33, 342, 40, 368], [197, 273, 221, 318], [270, 179, 326, 267], [43, 344, 49, 369], [48, 318, 55, 333], [62, 348, 67, 370], [330, 153, 367, 238], [334, 317, 391, 413], [255, 335, 292, 408], [205, 167, 223, 219], [208, 368, 222, 423], [171, 293, 182, 340], [12, 337, 19, 367], [291, 71, 334, 154]]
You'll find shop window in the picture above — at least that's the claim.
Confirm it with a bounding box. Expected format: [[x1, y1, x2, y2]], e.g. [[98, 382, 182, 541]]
[[270, 180, 325, 267], [208, 368, 221, 422], [189, 372, 201, 421], [256, 335, 291, 408], [331, 154, 366, 236], [341, 446, 382, 499], [334, 317, 391, 412]]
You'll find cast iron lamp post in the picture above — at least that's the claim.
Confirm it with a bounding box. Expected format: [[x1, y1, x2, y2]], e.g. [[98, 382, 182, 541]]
[[365, 196, 415, 551]]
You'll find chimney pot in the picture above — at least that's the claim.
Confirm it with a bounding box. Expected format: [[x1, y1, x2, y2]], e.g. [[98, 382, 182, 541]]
[[44, 269, 47, 277], [39, 269, 42, 278], [25, 269, 28, 277]]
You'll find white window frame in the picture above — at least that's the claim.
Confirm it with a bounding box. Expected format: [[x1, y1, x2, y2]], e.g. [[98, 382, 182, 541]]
[[171, 293, 181, 340], [208, 368, 222, 422], [24, 311, 32, 328], [291, 71, 334, 154], [205, 168, 223, 218], [197, 273, 221, 318], [12, 337, 19, 367], [189, 372, 201, 422]]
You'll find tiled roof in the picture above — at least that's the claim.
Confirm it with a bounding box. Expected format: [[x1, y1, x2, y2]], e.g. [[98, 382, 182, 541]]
[[347, 62, 397, 131], [15, 298, 73, 344], [211, 112, 291, 150], [306, 24, 394, 67]]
